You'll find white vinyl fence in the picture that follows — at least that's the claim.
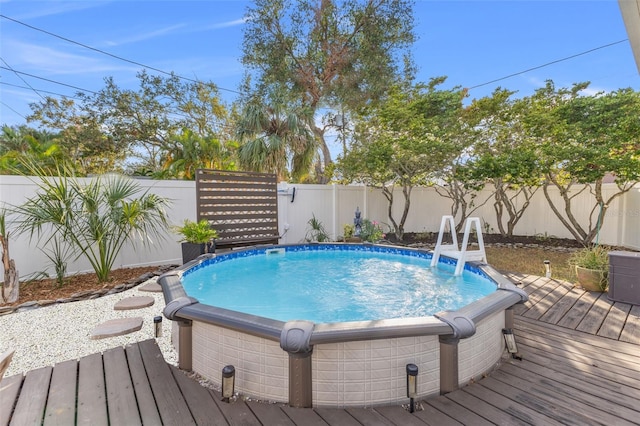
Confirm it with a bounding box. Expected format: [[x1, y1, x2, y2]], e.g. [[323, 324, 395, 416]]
[[1, 175, 639, 279]]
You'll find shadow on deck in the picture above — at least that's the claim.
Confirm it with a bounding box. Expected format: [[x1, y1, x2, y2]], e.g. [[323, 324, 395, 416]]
[[2, 275, 639, 425]]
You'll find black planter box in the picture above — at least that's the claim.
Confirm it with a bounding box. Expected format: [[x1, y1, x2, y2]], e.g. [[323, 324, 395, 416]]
[[181, 242, 214, 264]]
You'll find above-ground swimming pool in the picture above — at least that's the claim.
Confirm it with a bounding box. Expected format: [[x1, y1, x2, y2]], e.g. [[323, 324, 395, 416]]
[[160, 243, 527, 408]]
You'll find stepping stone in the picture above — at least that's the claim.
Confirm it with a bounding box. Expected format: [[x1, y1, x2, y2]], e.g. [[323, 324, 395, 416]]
[[138, 281, 162, 292], [114, 296, 155, 311], [90, 317, 143, 340]]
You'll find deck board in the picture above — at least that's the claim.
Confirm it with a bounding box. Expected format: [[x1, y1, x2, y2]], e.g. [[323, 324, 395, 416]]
[[444, 388, 530, 426], [104, 346, 142, 426], [170, 364, 230, 425], [424, 395, 493, 426], [209, 389, 263, 425], [9, 366, 52, 426], [0, 375, 23, 426], [125, 343, 163, 426], [576, 292, 613, 334], [597, 301, 632, 339], [43, 359, 77, 426], [345, 407, 397, 426], [138, 339, 196, 425], [620, 304, 640, 344], [411, 403, 463, 426], [77, 352, 108, 426], [247, 400, 296, 426]]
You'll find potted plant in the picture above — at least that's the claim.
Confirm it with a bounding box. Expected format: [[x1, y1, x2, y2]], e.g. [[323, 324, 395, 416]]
[[173, 219, 218, 264], [568, 245, 609, 292]]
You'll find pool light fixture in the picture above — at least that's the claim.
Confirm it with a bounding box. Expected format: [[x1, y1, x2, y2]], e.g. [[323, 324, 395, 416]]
[[502, 328, 518, 354], [406, 363, 418, 413], [222, 365, 235, 402], [153, 316, 162, 338]]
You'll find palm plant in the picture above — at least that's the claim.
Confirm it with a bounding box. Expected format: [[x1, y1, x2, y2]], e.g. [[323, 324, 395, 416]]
[[236, 94, 316, 181], [14, 161, 170, 282]]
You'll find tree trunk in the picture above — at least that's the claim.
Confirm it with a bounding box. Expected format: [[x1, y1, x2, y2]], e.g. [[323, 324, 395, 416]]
[[1, 233, 19, 304]]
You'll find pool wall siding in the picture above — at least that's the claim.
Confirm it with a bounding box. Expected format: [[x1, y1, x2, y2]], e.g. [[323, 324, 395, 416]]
[[159, 243, 528, 408]]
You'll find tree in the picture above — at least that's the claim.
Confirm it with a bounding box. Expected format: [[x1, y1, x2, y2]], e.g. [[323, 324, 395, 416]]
[[0, 209, 18, 303], [465, 89, 544, 236], [241, 0, 416, 182], [236, 91, 316, 181], [14, 161, 170, 282], [529, 81, 640, 245], [159, 129, 237, 180], [27, 99, 127, 175], [27, 70, 233, 175], [338, 79, 466, 239], [0, 125, 66, 175]]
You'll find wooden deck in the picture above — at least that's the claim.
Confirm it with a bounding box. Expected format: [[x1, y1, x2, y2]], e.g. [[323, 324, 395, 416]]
[[1, 275, 639, 425]]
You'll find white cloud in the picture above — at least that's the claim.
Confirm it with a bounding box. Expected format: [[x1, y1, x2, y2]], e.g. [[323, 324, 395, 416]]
[[104, 24, 187, 47], [8, 1, 110, 21], [7, 39, 134, 76], [205, 18, 248, 30]]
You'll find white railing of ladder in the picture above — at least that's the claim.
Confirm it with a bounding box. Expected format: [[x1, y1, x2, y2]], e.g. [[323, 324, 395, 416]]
[[430, 215, 487, 276]]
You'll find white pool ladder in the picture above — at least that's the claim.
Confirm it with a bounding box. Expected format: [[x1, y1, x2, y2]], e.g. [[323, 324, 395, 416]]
[[431, 215, 487, 276]]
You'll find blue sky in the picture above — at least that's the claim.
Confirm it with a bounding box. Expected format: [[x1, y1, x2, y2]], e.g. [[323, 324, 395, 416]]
[[1, 0, 638, 129]]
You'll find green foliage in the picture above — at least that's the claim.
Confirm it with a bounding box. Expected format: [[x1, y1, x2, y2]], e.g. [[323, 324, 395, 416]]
[[359, 219, 386, 243], [305, 214, 330, 242], [338, 79, 467, 239], [568, 245, 610, 271], [173, 219, 219, 244], [236, 91, 316, 181], [13, 161, 170, 282], [242, 0, 417, 180], [343, 224, 355, 239]]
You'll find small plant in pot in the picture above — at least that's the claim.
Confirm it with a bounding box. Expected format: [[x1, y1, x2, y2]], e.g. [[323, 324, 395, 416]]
[[173, 219, 218, 264], [568, 245, 609, 292]]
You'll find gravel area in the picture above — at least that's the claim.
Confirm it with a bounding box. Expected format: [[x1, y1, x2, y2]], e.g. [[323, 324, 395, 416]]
[[0, 277, 177, 378]]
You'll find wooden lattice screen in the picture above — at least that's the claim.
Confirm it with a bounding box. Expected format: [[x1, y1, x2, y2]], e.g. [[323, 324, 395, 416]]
[[195, 169, 279, 250]]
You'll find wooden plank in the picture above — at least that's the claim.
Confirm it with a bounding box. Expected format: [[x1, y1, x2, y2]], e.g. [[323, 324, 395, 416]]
[[514, 336, 640, 393], [43, 359, 77, 426], [9, 366, 52, 426], [512, 279, 558, 315], [374, 405, 430, 426], [423, 395, 493, 426], [538, 286, 583, 324], [597, 301, 632, 339], [412, 403, 463, 426], [479, 376, 594, 426], [505, 352, 640, 410], [0, 374, 23, 426], [497, 364, 640, 425], [209, 389, 262, 425], [246, 401, 294, 426], [516, 316, 640, 361], [576, 292, 613, 334], [345, 407, 396, 426], [170, 365, 229, 425], [103, 346, 142, 426], [556, 290, 600, 329], [620, 304, 640, 344], [314, 407, 362, 426], [124, 343, 162, 426], [138, 339, 196, 425], [462, 383, 563, 426], [77, 352, 108, 426], [444, 388, 530, 426], [523, 283, 571, 320]]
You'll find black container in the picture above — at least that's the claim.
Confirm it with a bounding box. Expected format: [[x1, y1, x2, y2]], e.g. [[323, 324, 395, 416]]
[[608, 251, 640, 305]]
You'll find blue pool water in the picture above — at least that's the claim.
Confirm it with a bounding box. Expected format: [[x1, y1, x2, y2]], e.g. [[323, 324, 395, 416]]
[[182, 248, 496, 324]]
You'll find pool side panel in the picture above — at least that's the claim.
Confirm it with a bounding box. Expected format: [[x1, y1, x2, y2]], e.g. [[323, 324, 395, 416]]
[[192, 321, 290, 403], [458, 310, 505, 386], [312, 336, 440, 407]]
